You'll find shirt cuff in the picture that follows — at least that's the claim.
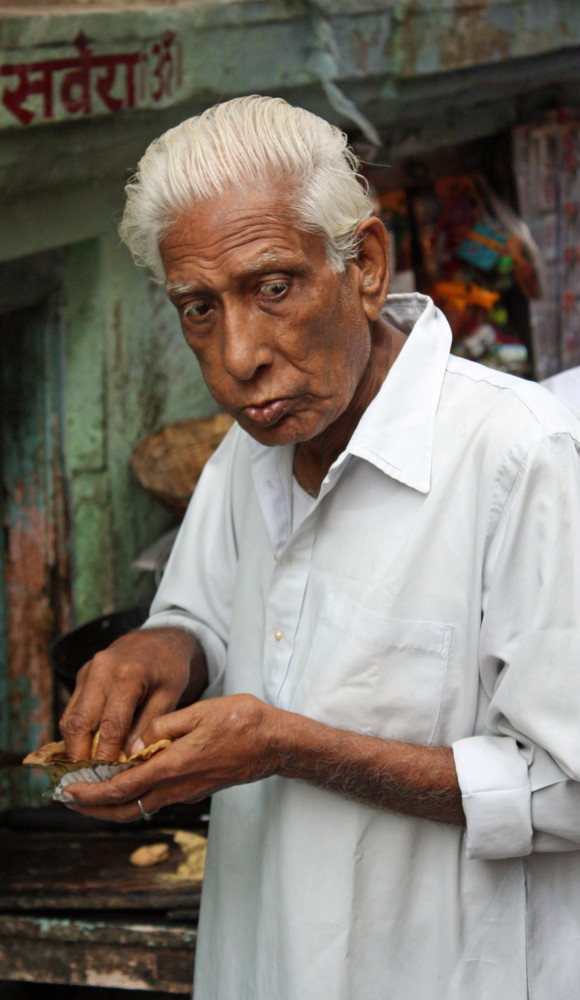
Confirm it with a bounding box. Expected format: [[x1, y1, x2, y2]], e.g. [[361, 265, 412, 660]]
[[452, 735, 533, 859]]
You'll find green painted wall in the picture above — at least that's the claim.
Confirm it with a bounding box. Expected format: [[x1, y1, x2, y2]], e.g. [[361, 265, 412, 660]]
[[62, 232, 217, 625]]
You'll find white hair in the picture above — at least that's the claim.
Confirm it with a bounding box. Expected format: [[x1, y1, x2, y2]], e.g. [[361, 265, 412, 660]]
[[119, 95, 373, 280]]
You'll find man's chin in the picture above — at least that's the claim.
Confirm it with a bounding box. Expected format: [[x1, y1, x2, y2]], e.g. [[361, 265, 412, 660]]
[[237, 413, 314, 448]]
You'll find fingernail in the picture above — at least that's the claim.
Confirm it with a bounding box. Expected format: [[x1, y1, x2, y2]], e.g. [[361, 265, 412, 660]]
[[60, 791, 76, 801], [130, 737, 145, 754]]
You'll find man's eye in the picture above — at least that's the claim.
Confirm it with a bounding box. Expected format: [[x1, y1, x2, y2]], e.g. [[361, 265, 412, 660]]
[[183, 301, 212, 319], [260, 282, 288, 298]]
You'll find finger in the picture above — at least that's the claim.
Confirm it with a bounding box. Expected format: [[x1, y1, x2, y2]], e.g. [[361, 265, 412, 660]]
[[124, 690, 186, 755], [137, 702, 204, 750], [59, 667, 106, 761], [95, 682, 153, 761], [59, 751, 176, 807], [62, 694, 133, 763], [62, 773, 213, 821], [91, 696, 145, 761], [61, 696, 138, 763], [58, 737, 208, 818], [60, 796, 148, 825]]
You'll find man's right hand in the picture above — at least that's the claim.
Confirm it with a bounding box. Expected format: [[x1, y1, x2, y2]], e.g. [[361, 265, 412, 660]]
[[59, 626, 208, 763]]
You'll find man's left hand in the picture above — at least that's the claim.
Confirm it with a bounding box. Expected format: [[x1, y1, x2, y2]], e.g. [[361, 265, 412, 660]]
[[59, 694, 276, 822]]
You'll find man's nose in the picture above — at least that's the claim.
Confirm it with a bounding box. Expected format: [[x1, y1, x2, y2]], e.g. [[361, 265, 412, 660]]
[[222, 308, 273, 380]]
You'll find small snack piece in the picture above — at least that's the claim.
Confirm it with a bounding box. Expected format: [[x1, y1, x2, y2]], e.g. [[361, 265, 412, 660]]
[[162, 830, 208, 883], [130, 842, 171, 868], [23, 734, 171, 801]]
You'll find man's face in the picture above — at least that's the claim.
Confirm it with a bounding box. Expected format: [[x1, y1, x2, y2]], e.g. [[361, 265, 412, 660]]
[[161, 184, 377, 449]]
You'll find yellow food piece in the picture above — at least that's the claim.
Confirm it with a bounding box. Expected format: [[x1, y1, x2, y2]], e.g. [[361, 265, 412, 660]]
[[129, 842, 171, 868], [161, 830, 207, 882], [22, 736, 171, 783]]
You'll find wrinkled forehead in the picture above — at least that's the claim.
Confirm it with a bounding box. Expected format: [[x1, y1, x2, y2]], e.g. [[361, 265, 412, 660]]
[[159, 185, 329, 285]]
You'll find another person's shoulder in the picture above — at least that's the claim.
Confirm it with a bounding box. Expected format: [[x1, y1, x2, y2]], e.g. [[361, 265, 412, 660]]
[[541, 365, 580, 410]]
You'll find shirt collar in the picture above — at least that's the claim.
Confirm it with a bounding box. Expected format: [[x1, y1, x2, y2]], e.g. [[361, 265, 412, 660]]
[[248, 292, 452, 534], [345, 293, 452, 494]]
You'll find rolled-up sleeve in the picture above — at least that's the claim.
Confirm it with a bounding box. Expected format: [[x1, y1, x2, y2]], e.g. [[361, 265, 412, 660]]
[[453, 735, 533, 858], [454, 431, 580, 859]]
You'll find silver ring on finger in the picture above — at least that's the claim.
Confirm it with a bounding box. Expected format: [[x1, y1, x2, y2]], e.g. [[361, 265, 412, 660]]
[[137, 797, 155, 821]]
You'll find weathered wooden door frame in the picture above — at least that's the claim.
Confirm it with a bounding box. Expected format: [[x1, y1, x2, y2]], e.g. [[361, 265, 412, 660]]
[[0, 252, 72, 809]]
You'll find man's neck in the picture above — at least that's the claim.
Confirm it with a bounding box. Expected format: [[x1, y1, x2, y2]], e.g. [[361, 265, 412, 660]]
[[293, 320, 406, 496]]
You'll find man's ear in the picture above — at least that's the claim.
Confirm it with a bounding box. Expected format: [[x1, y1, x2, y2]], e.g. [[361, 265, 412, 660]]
[[353, 216, 390, 322]]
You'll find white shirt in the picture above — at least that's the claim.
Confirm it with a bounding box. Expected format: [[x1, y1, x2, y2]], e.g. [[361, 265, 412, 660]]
[[543, 365, 580, 410], [146, 294, 580, 1000]]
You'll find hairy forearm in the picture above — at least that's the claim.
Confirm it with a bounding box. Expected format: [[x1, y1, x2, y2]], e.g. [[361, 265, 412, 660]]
[[267, 708, 465, 826]]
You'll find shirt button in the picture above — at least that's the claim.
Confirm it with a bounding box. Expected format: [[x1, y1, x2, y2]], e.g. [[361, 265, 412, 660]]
[[273, 629, 284, 641]]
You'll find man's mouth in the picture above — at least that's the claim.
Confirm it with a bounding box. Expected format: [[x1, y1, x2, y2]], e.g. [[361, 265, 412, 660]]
[[242, 398, 290, 427]]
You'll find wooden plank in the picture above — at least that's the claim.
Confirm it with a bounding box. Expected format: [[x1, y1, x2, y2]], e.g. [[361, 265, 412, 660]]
[[0, 914, 195, 994], [0, 829, 203, 912]]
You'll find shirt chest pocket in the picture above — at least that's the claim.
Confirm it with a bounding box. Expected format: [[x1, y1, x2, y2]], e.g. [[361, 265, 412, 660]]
[[290, 590, 453, 745]]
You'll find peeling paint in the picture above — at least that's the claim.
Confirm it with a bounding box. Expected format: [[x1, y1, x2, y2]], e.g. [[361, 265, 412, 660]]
[[0, 283, 72, 808], [438, 8, 513, 72], [0, 909, 196, 992], [85, 967, 155, 990], [392, 1, 516, 77], [6, 492, 53, 741]]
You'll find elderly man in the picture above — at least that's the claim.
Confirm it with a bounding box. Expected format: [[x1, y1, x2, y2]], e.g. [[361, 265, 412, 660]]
[[60, 97, 580, 1000]]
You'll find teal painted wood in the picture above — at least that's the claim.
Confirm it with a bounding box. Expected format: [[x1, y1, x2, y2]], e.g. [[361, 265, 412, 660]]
[[61, 234, 216, 626], [0, 273, 71, 808]]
